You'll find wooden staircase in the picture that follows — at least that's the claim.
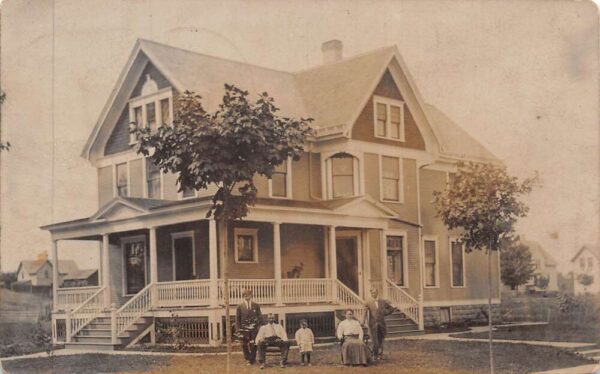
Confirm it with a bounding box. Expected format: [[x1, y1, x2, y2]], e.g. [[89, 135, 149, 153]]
[[385, 310, 422, 337], [65, 313, 153, 351]]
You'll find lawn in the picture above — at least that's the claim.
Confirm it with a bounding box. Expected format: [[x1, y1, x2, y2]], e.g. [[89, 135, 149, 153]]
[[3, 339, 592, 374], [451, 323, 600, 344], [0, 321, 53, 357]]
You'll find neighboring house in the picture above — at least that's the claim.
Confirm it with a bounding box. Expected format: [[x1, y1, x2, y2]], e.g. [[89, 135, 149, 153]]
[[523, 240, 559, 292], [42, 39, 502, 349], [569, 244, 600, 294], [62, 269, 99, 288], [13, 259, 78, 295]]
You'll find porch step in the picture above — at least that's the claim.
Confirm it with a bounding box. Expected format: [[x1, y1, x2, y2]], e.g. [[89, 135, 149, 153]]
[[72, 335, 114, 344], [384, 311, 420, 336], [64, 342, 120, 351]]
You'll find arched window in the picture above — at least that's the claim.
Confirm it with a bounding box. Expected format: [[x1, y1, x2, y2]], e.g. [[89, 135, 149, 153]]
[[326, 152, 359, 199]]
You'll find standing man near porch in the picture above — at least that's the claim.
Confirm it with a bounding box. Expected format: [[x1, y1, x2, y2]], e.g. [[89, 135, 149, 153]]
[[364, 288, 395, 360], [235, 289, 262, 365]]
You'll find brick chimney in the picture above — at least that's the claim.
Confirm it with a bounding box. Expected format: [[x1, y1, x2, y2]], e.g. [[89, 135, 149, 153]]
[[321, 40, 343, 64]]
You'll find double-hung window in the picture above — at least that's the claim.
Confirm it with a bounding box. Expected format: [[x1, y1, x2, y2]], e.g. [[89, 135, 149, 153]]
[[331, 155, 355, 198], [450, 239, 465, 287], [146, 159, 161, 199], [387, 235, 406, 286], [116, 162, 128, 197], [234, 228, 259, 263], [381, 156, 402, 202], [373, 95, 405, 141], [424, 238, 438, 287], [269, 158, 291, 198]]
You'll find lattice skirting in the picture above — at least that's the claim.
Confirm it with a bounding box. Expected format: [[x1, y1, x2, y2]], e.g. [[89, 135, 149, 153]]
[[155, 317, 210, 344]]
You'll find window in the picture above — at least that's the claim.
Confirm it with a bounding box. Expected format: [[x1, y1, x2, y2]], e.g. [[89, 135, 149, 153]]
[[234, 228, 259, 263], [373, 96, 405, 141], [269, 158, 292, 198], [116, 162, 128, 197], [122, 236, 147, 295], [146, 159, 161, 199], [381, 156, 401, 202], [331, 154, 355, 198], [424, 239, 438, 287], [450, 240, 465, 287], [182, 187, 196, 199], [387, 235, 405, 286], [128, 77, 173, 144]]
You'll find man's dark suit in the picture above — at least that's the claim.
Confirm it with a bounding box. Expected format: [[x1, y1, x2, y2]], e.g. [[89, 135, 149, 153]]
[[365, 297, 395, 358], [235, 300, 262, 364]]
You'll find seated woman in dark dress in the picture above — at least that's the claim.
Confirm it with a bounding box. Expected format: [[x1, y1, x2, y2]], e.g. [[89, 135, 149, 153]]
[[336, 309, 371, 366]]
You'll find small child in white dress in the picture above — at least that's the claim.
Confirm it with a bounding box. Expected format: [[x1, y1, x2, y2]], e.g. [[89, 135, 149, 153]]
[[294, 319, 315, 366]]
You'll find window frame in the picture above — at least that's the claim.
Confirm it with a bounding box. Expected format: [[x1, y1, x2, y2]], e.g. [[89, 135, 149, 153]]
[[121, 235, 148, 296], [114, 162, 129, 197], [449, 237, 466, 288], [422, 236, 440, 288], [385, 230, 409, 288], [128, 87, 173, 145], [268, 158, 293, 199], [373, 95, 405, 142], [234, 227, 259, 264], [379, 154, 404, 203], [144, 157, 163, 200], [326, 153, 361, 199], [171, 231, 196, 281]]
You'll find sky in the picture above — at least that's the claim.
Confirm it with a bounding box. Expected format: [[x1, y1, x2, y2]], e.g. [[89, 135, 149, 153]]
[[1, 0, 598, 272]]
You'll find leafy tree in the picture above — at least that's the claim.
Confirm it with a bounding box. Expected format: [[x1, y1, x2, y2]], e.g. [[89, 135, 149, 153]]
[[433, 162, 536, 374], [0, 271, 17, 288], [534, 274, 550, 291], [500, 243, 535, 292], [577, 273, 594, 292], [133, 84, 312, 370]]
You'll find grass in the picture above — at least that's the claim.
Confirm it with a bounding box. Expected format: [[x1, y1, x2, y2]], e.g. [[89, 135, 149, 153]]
[[451, 323, 600, 344], [3, 339, 592, 374], [0, 321, 54, 357]]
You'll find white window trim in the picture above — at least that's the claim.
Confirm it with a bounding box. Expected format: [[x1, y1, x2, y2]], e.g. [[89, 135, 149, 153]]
[[422, 235, 440, 289], [449, 237, 466, 288], [178, 186, 198, 200], [171, 231, 196, 280], [324, 152, 362, 200], [379, 154, 404, 204], [121, 235, 148, 296], [373, 95, 405, 142], [143, 157, 164, 200], [268, 158, 293, 199], [128, 87, 173, 145], [114, 161, 131, 198], [385, 229, 409, 288], [234, 227, 259, 264]]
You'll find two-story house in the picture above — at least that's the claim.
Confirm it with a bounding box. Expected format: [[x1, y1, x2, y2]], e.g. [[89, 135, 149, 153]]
[[13, 259, 78, 295], [42, 39, 501, 350]]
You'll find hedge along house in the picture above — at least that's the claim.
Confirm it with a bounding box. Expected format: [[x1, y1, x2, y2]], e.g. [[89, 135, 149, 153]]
[[42, 39, 501, 350]]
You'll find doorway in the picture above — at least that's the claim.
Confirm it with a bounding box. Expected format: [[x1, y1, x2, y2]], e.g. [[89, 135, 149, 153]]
[[172, 231, 196, 280], [336, 231, 362, 296]]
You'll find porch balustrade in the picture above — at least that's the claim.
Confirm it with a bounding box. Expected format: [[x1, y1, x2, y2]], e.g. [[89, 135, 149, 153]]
[[218, 279, 277, 305], [385, 279, 422, 327], [56, 286, 103, 311], [281, 278, 332, 304], [156, 279, 211, 307], [66, 286, 107, 342]]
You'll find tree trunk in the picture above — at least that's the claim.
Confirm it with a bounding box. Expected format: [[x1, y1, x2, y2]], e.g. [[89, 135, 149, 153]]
[[218, 218, 231, 373], [488, 245, 494, 374]]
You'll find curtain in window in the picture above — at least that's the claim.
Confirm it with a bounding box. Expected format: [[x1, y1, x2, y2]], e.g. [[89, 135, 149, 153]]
[[387, 236, 404, 286]]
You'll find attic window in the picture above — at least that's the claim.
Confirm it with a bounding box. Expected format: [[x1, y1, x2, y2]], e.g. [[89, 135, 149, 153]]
[[373, 95, 405, 142], [129, 80, 173, 144]]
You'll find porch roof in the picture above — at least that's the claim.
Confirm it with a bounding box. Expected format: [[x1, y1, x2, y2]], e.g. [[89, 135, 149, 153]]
[[40, 195, 399, 239]]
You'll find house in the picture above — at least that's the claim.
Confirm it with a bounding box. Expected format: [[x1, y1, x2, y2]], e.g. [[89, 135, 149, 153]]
[[62, 269, 99, 288], [41, 39, 502, 349], [569, 244, 600, 294], [522, 240, 559, 292], [12, 259, 78, 295]]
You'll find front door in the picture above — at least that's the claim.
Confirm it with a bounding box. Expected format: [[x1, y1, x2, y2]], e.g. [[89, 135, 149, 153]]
[[172, 233, 195, 280], [123, 237, 147, 295], [336, 234, 360, 295]]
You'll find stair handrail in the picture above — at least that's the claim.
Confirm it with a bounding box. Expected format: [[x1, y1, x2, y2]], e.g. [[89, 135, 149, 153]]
[[68, 285, 107, 340], [334, 279, 366, 321], [385, 279, 421, 326], [114, 282, 154, 337]]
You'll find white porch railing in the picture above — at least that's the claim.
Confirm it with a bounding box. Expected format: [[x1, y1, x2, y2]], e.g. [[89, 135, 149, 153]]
[[67, 286, 106, 342], [335, 280, 365, 321], [281, 278, 332, 304], [369, 280, 383, 295], [156, 279, 211, 307], [115, 282, 154, 338], [219, 279, 277, 305], [56, 286, 102, 311], [385, 279, 421, 327]]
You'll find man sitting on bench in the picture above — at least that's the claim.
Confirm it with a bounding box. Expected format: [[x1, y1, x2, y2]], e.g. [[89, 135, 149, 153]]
[[255, 313, 290, 369]]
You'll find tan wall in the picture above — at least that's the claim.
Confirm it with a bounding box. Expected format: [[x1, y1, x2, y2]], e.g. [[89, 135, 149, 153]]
[[162, 172, 179, 200], [281, 224, 325, 278], [129, 158, 144, 198], [351, 70, 425, 150], [226, 221, 274, 279], [33, 262, 53, 286], [98, 165, 113, 207], [420, 168, 500, 302]]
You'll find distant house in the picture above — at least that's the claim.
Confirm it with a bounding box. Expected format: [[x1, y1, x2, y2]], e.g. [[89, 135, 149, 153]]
[[12, 259, 78, 294], [570, 244, 600, 294], [62, 269, 99, 288], [523, 240, 559, 292]]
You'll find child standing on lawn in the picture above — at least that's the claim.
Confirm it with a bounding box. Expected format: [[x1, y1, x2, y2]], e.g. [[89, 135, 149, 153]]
[[294, 319, 315, 366]]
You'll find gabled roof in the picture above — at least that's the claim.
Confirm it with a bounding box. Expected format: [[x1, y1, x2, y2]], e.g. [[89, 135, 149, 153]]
[[16, 260, 78, 275], [521, 240, 558, 267], [90, 196, 174, 221], [570, 244, 600, 262], [82, 39, 497, 163], [63, 269, 98, 281]]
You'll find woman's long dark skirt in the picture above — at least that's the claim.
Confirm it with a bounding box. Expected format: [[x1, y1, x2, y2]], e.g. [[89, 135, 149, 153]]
[[341, 337, 371, 365]]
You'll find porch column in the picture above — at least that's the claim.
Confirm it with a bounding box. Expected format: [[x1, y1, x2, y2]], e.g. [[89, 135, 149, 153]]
[[102, 233, 111, 308], [273, 222, 283, 306], [380, 229, 389, 298], [209, 219, 219, 307], [149, 227, 158, 307], [328, 226, 337, 301], [97, 241, 103, 285], [51, 240, 59, 311]]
